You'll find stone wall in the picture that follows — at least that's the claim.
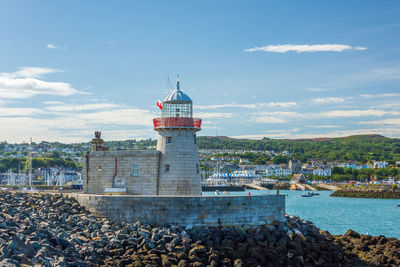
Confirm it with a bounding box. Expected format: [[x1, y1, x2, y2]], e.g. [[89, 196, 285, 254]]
[[156, 128, 202, 195], [70, 193, 285, 226], [83, 150, 160, 195]]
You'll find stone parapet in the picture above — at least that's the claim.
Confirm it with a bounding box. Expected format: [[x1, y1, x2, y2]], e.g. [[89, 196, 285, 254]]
[[83, 150, 161, 195], [70, 193, 285, 226]]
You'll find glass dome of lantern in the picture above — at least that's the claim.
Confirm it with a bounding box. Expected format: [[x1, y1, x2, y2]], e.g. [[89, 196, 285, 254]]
[[162, 77, 192, 118]]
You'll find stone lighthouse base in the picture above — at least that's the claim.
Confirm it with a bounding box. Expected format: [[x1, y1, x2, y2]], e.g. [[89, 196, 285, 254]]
[[69, 194, 285, 226]]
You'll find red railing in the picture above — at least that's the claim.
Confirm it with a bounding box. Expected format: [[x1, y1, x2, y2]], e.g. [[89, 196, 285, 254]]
[[153, 117, 202, 129]]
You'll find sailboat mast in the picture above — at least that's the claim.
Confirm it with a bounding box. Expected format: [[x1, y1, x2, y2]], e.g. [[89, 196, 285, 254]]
[[29, 137, 32, 188]]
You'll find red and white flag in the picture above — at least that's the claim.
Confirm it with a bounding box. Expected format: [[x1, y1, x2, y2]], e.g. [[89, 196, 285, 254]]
[[157, 100, 163, 110]]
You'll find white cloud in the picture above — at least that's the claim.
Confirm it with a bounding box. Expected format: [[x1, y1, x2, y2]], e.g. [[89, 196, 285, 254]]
[[252, 111, 305, 124], [257, 111, 306, 118], [0, 67, 87, 99], [359, 118, 400, 126], [46, 44, 66, 50], [5, 67, 61, 78], [0, 116, 86, 143], [307, 87, 331, 92], [76, 108, 154, 126], [45, 103, 121, 112], [43, 101, 65, 105], [312, 97, 345, 104], [0, 105, 158, 142], [360, 93, 400, 98], [262, 102, 297, 108], [249, 108, 400, 124], [319, 109, 400, 118], [47, 44, 59, 50], [195, 112, 234, 119], [251, 116, 288, 124], [244, 44, 367, 53], [0, 107, 43, 117], [354, 46, 367, 51], [196, 101, 297, 110], [307, 125, 342, 128], [196, 103, 256, 109]]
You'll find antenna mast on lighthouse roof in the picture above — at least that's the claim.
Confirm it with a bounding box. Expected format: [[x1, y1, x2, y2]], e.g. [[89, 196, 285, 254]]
[[176, 75, 180, 90]]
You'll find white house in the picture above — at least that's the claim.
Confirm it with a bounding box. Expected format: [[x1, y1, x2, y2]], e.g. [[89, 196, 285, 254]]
[[233, 169, 257, 177], [373, 161, 388, 168], [266, 168, 292, 177], [313, 168, 332, 177], [239, 158, 250, 164]]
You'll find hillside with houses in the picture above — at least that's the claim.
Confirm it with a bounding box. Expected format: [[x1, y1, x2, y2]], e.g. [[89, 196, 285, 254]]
[[1, 135, 400, 185]]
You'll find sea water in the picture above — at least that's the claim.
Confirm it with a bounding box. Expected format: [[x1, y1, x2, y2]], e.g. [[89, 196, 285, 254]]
[[203, 190, 400, 238]]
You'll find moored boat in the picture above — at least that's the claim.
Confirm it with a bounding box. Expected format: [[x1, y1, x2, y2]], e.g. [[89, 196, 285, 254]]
[[72, 179, 83, 189], [301, 191, 313, 197], [290, 184, 298, 191]]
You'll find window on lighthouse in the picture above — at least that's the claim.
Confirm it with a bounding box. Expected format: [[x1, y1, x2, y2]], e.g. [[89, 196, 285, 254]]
[[162, 103, 192, 118], [132, 164, 138, 175], [165, 164, 170, 172], [167, 136, 172, 143]]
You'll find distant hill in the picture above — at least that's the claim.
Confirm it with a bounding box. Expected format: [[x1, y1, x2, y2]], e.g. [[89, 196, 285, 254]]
[[200, 134, 386, 142], [197, 134, 400, 162]]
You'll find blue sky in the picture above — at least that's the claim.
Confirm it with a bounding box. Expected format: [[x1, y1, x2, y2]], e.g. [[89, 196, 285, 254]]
[[1, 1, 400, 143]]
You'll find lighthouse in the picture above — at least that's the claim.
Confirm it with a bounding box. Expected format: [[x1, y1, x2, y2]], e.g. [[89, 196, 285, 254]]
[[82, 76, 285, 226], [153, 77, 202, 195]]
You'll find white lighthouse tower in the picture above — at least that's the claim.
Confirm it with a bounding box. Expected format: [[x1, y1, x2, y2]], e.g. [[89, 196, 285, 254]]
[[153, 77, 202, 195]]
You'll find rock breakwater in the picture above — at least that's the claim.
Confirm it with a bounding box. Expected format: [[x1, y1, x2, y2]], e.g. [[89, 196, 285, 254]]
[[0, 191, 399, 266], [331, 185, 400, 199]]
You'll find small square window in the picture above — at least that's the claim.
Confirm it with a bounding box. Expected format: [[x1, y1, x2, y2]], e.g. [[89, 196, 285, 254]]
[[167, 136, 172, 143], [165, 164, 170, 172], [132, 164, 138, 175]]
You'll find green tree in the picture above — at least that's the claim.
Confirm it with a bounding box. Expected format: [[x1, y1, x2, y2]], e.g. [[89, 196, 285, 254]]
[[272, 155, 288, 164]]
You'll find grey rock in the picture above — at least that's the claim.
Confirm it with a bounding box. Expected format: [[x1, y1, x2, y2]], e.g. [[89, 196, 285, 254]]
[[0, 258, 18, 267]]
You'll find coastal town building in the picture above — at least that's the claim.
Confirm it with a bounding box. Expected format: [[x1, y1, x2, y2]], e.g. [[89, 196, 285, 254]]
[[233, 169, 257, 177], [313, 167, 332, 177], [374, 161, 388, 169], [288, 159, 302, 174], [301, 167, 314, 175], [266, 166, 292, 177], [336, 162, 373, 169]]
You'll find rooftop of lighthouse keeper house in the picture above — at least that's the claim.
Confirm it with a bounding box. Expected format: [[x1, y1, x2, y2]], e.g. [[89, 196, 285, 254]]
[[153, 77, 202, 130]]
